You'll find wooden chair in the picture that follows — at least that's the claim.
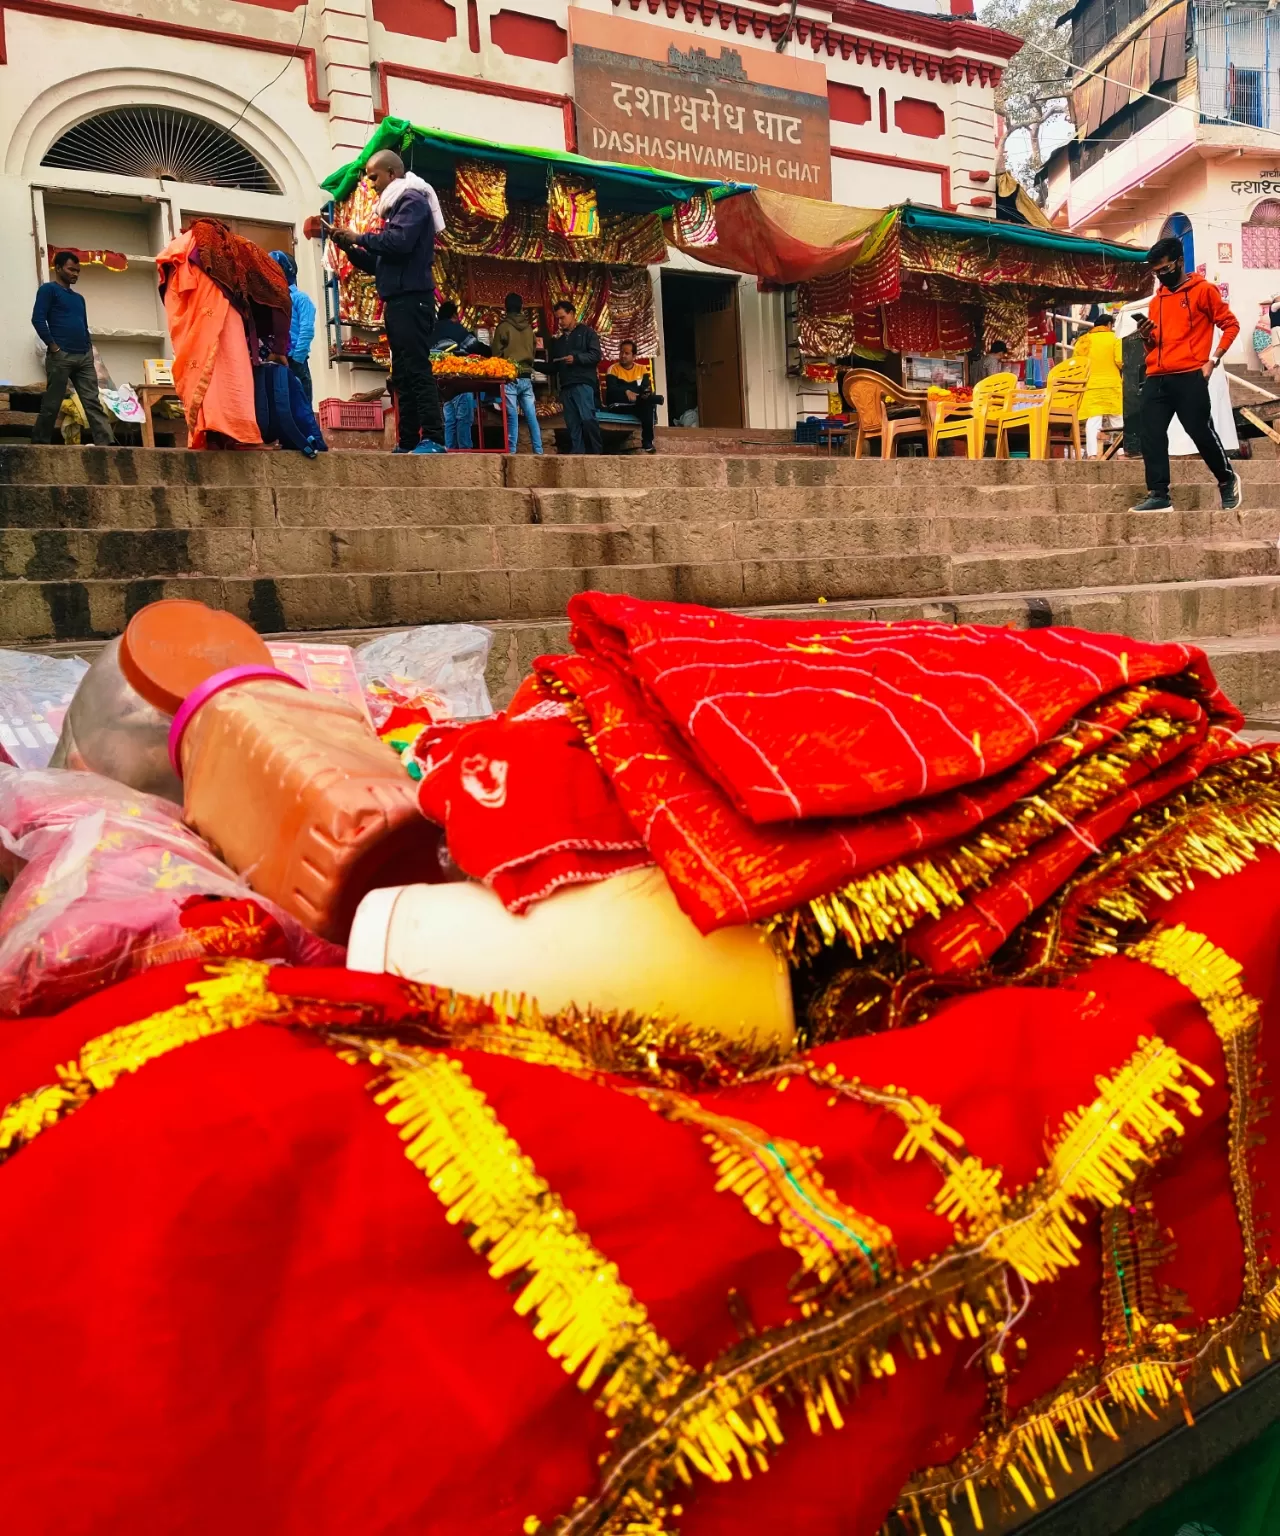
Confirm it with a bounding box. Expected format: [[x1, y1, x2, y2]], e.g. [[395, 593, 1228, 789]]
[[996, 358, 1089, 460], [930, 372, 1018, 459], [841, 370, 930, 458]]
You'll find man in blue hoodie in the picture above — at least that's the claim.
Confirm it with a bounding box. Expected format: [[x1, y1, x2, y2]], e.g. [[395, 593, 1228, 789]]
[[269, 250, 317, 404], [325, 150, 446, 454]]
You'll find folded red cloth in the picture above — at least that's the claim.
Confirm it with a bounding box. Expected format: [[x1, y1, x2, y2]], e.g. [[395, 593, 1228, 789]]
[[565, 595, 1239, 822], [420, 597, 1244, 960]]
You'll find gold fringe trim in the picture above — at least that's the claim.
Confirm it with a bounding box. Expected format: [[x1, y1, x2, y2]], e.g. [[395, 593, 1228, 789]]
[[769, 705, 1190, 963], [641, 1090, 899, 1302], [813, 1037, 1209, 1290], [894, 1277, 1280, 1534], [1028, 748, 1280, 971], [0, 962, 279, 1159], [986, 1036, 1210, 1286], [1129, 924, 1265, 1306]]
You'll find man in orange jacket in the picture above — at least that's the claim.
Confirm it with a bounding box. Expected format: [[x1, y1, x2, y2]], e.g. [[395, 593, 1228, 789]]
[[1131, 235, 1242, 513]]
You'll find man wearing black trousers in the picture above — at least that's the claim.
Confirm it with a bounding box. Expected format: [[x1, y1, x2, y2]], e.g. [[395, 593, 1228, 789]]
[[1130, 235, 1241, 512], [325, 150, 447, 455]]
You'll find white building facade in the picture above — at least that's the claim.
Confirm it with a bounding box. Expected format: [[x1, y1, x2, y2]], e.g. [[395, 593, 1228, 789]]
[[0, 0, 1019, 424]]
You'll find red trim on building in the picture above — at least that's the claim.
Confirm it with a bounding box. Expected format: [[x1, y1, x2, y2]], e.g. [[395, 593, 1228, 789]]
[[373, 62, 577, 151], [0, 0, 331, 109], [893, 95, 945, 139], [830, 143, 952, 208], [371, 0, 456, 44], [609, 0, 1012, 83], [828, 79, 871, 124], [489, 9, 568, 64]]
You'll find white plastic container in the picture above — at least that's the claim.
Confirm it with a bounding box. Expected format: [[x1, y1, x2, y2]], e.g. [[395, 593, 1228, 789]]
[[347, 865, 795, 1052]]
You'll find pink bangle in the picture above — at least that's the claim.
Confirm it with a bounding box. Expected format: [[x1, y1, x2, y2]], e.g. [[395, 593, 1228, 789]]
[[168, 665, 305, 777]]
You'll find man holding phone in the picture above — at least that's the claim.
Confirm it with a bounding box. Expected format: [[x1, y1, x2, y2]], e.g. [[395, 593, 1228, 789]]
[[1130, 235, 1241, 513]]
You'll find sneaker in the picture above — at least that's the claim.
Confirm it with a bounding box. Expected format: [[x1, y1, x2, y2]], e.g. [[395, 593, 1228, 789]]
[[1129, 493, 1172, 512], [391, 445, 412, 454], [643, 445, 657, 454], [411, 440, 447, 455], [1220, 472, 1243, 511]]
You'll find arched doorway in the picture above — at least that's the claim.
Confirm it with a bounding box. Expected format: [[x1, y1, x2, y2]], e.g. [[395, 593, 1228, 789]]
[[1159, 211, 1195, 272], [1243, 198, 1280, 268]]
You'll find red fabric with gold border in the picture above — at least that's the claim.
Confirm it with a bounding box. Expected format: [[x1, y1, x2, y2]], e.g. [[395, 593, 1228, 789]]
[[0, 852, 1273, 1533]]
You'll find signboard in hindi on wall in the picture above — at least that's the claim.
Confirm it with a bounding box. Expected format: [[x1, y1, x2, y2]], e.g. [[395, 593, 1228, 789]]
[[568, 7, 831, 200]]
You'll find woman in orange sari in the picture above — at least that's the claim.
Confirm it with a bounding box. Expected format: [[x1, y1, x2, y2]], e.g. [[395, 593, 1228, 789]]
[[156, 222, 291, 449]]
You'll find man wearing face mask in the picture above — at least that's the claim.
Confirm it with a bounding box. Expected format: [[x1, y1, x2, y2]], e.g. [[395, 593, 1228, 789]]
[[1130, 235, 1241, 512]]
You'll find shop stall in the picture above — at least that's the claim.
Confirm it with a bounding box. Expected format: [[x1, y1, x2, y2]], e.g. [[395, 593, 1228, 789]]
[[668, 189, 1152, 422], [318, 120, 747, 445]]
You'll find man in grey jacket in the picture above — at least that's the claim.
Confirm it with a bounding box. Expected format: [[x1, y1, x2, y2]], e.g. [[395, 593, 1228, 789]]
[[548, 299, 602, 454]]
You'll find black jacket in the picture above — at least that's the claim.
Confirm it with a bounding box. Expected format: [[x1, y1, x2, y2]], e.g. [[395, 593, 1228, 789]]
[[345, 188, 435, 299], [548, 324, 602, 390], [604, 370, 652, 407], [429, 317, 491, 356]]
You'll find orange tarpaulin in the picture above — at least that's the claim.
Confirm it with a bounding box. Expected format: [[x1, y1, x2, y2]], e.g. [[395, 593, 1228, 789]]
[[156, 230, 261, 450], [668, 188, 890, 286]]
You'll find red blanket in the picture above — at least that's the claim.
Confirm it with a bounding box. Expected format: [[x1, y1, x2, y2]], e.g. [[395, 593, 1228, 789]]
[[420, 598, 1243, 955], [0, 856, 1276, 1534]]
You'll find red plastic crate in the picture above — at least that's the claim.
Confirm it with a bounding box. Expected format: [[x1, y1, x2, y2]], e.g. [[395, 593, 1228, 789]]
[[318, 397, 384, 431]]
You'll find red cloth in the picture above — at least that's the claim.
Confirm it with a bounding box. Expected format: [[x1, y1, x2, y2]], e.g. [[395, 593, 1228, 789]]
[[0, 857, 1274, 1533], [443, 597, 1234, 935], [415, 682, 650, 912]]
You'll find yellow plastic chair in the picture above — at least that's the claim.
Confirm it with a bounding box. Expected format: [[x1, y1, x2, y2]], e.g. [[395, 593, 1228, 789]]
[[996, 358, 1089, 460], [929, 372, 1018, 459]]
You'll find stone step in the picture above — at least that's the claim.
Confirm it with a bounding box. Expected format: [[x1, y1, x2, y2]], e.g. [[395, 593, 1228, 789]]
[[0, 484, 535, 531], [8, 517, 1280, 582], [8, 558, 1280, 647], [6, 481, 1280, 543], [0, 443, 1270, 491]]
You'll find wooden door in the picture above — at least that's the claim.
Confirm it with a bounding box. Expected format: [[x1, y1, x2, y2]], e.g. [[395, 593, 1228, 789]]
[[694, 294, 744, 429]]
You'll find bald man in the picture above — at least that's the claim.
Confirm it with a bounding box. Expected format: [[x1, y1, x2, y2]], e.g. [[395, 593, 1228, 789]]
[[326, 150, 446, 454]]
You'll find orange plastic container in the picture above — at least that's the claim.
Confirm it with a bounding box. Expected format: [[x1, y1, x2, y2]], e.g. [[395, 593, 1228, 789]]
[[53, 600, 274, 801], [174, 674, 439, 943]]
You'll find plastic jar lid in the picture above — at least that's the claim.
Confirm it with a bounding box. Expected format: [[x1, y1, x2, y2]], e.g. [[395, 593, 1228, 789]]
[[168, 665, 306, 777], [119, 600, 275, 716]]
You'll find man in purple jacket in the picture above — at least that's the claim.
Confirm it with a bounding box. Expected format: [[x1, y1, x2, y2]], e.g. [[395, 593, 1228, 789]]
[[326, 150, 446, 454]]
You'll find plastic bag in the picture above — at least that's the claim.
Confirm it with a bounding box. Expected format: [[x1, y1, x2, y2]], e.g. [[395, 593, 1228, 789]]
[[0, 650, 89, 769], [0, 767, 344, 1017], [356, 625, 494, 724]]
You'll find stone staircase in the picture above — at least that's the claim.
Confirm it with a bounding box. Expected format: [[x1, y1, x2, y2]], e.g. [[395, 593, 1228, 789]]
[[3, 443, 1280, 716]]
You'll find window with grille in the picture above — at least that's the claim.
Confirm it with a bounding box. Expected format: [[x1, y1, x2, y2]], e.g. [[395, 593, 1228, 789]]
[[41, 107, 280, 193], [1243, 199, 1280, 268], [1230, 67, 1265, 127]]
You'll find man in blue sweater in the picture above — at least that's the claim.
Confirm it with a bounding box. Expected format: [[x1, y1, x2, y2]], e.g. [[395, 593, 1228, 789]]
[[325, 149, 446, 454], [31, 251, 115, 446]]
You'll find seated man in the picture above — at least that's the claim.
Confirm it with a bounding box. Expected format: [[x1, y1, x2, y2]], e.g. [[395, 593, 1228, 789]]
[[604, 340, 662, 453], [429, 300, 490, 450]]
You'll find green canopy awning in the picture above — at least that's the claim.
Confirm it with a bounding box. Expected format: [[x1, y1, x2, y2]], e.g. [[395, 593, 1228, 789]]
[[322, 119, 751, 216], [899, 206, 1149, 264]]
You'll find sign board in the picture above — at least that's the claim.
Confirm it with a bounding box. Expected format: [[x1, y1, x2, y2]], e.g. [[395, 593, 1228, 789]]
[[568, 8, 831, 200]]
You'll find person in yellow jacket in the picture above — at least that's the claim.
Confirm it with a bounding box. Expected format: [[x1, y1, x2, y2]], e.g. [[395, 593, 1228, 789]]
[[1073, 310, 1124, 457]]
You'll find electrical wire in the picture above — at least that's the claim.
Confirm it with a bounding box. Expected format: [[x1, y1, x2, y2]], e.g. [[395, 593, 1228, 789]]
[[225, 0, 310, 137]]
